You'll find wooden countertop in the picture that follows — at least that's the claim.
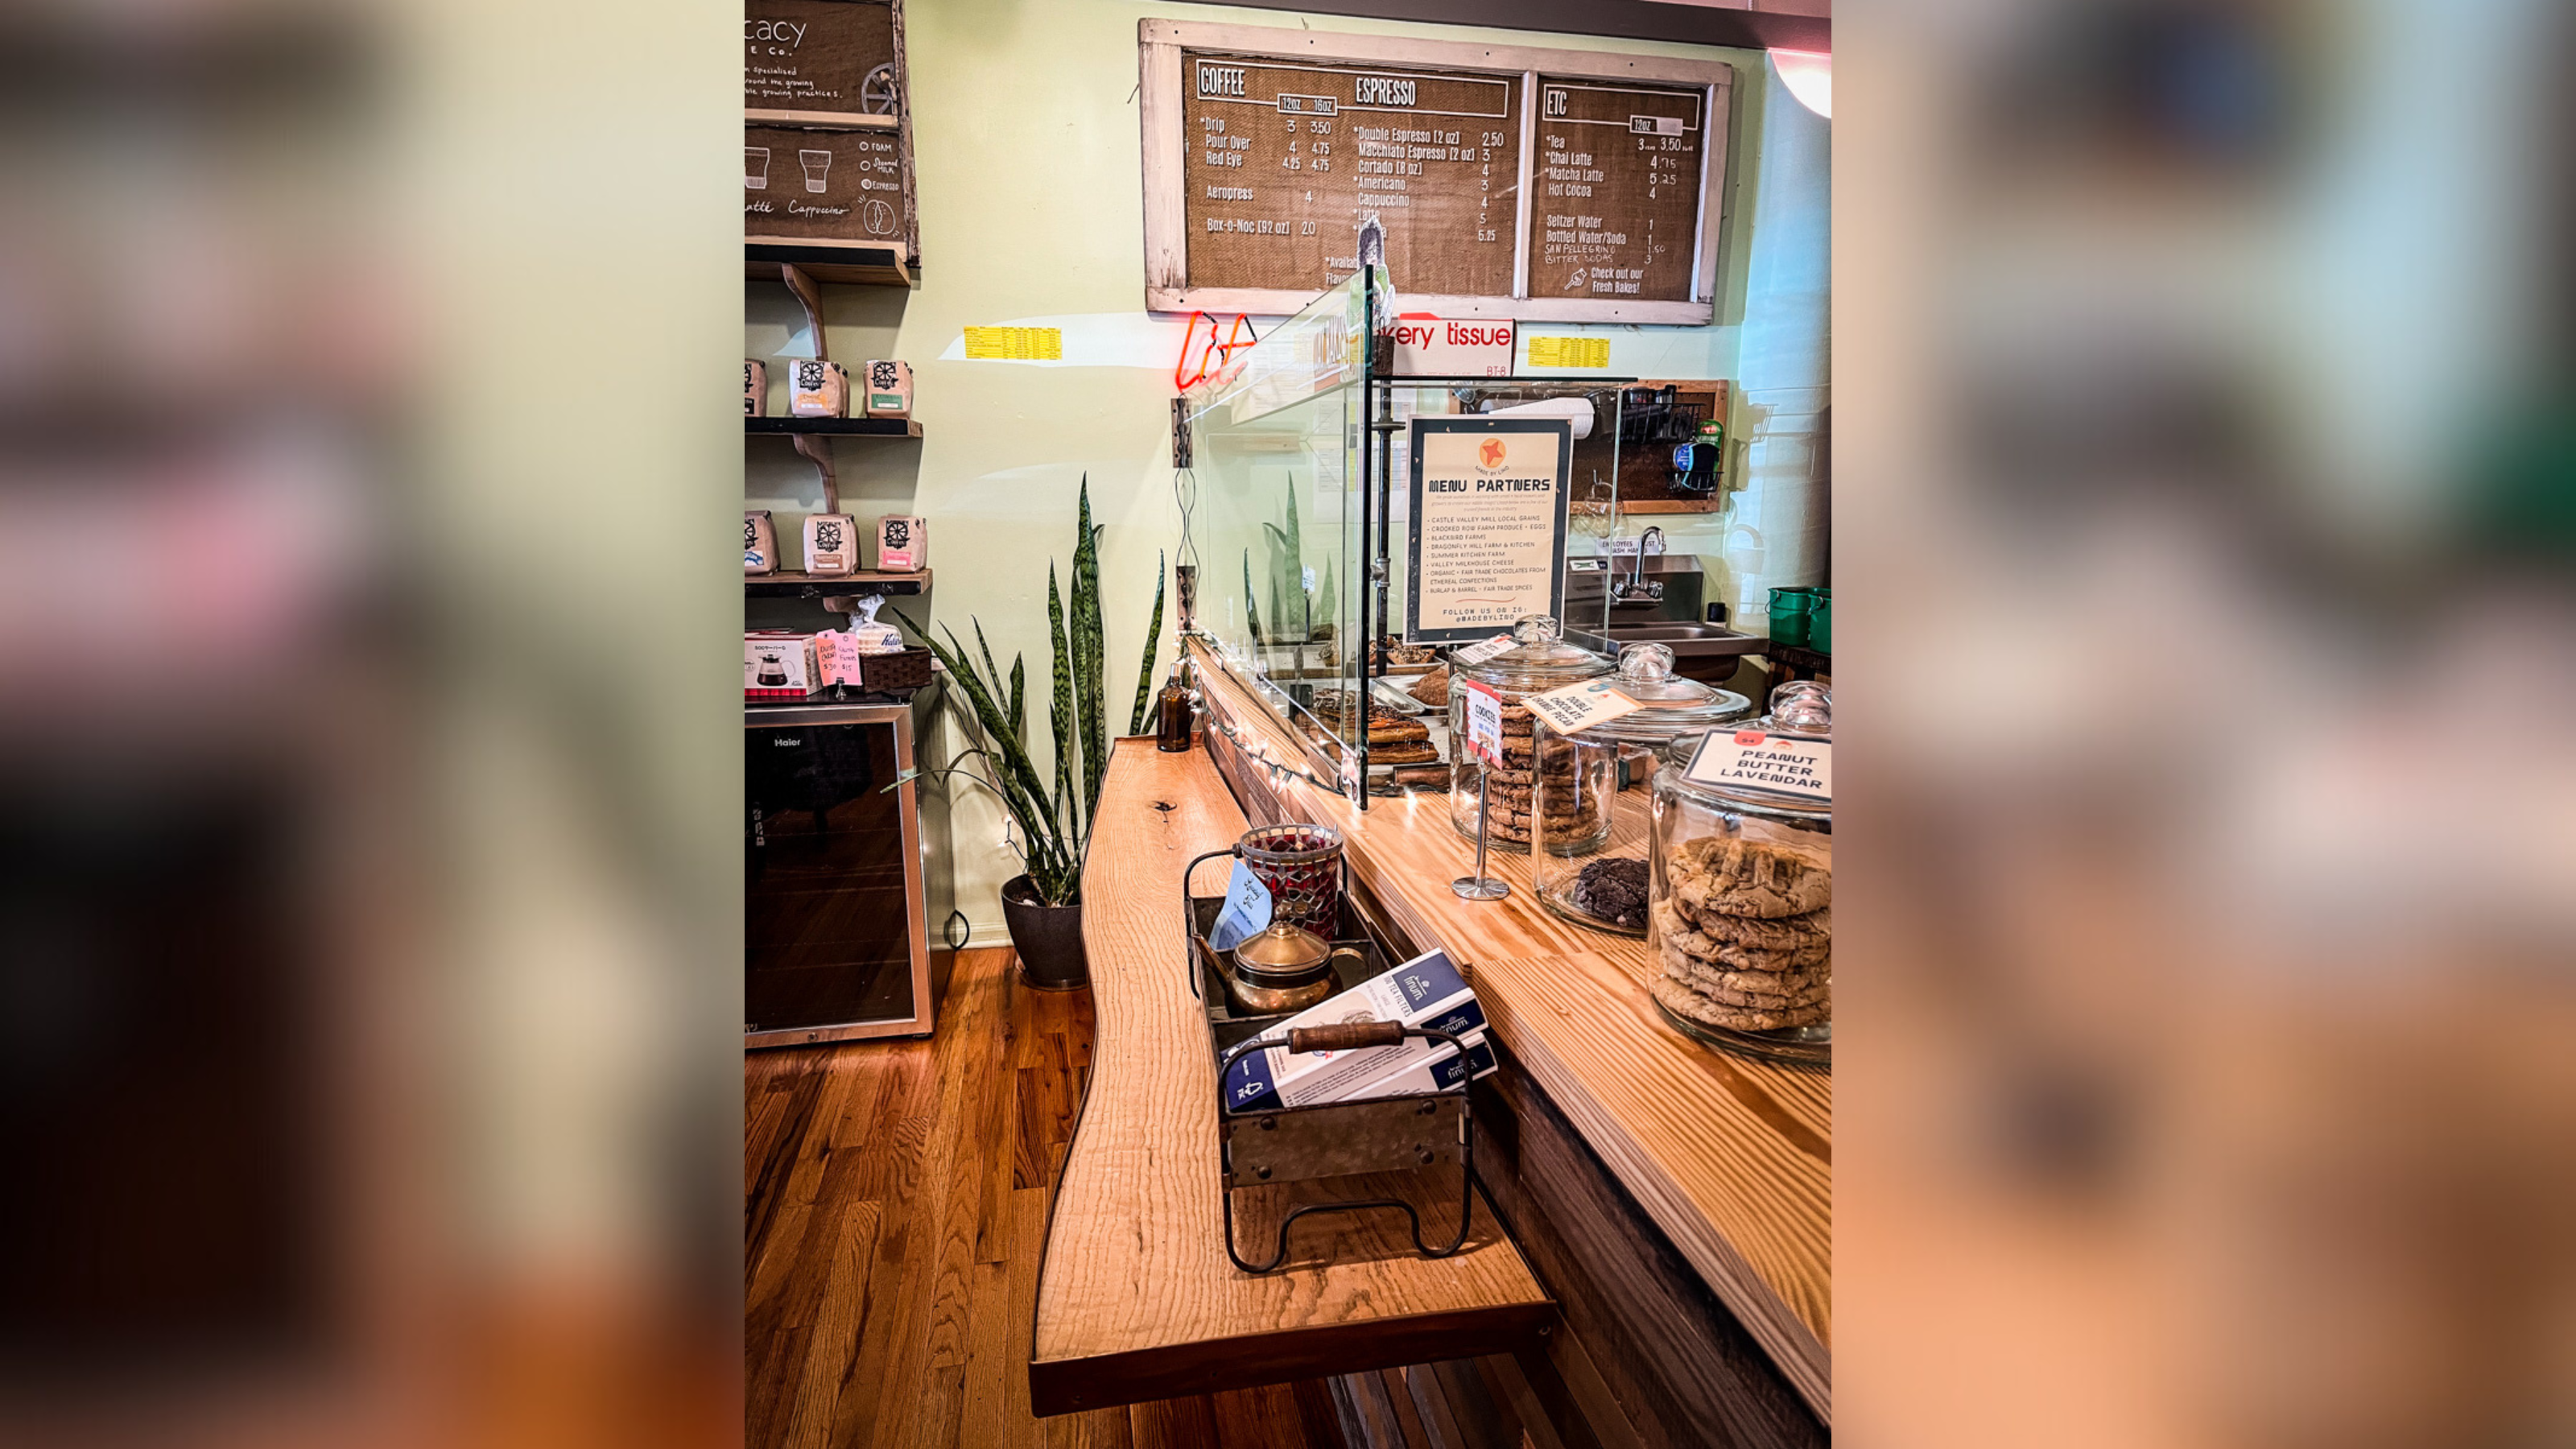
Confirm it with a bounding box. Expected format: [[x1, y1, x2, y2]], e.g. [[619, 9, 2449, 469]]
[[1027, 740, 1554, 1416], [1187, 642, 1833, 1421]]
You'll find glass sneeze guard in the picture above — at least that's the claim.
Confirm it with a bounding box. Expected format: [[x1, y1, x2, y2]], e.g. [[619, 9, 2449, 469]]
[[1180, 268, 1633, 808]]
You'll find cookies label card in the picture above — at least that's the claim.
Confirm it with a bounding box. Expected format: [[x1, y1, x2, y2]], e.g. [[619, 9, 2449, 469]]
[[1524, 679, 1641, 735], [1683, 729, 1832, 804], [1451, 634, 1517, 666], [1459, 679, 1506, 766]]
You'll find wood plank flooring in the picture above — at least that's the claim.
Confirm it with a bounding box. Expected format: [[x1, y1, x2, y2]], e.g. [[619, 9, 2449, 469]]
[[746, 946, 1607, 1449]]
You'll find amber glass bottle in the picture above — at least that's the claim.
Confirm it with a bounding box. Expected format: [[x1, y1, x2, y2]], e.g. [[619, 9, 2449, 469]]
[[1155, 663, 1194, 753]]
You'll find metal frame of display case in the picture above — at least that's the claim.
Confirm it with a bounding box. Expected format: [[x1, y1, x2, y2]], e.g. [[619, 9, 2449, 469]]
[[1178, 266, 1635, 810]]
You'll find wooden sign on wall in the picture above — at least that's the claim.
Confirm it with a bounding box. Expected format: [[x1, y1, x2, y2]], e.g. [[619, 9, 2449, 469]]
[[1141, 20, 1733, 325], [1528, 80, 1706, 304], [745, 0, 898, 119], [743, 0, 919, 263], [1180, 54, 1520, 300], [745, 125, 910, 246]]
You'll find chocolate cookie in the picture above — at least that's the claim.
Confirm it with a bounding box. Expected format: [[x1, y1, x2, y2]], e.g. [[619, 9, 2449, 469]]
[[1668, 832, 1832, 919], [1568, 857, 1649, 929]]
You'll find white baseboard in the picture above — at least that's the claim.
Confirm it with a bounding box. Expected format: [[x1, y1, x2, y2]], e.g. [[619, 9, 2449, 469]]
[[949, 918, 1010, 951]]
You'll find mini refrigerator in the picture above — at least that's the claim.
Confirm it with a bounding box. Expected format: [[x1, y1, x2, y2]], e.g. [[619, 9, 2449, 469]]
[[745, 695, 950, 1045]]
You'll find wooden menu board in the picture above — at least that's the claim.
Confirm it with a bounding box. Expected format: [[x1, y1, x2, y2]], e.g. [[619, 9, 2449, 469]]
[[744, 124, 910, 248], [745, 0, 898, 119], [742, 0, 918, 263], [1529, 81, 1705, 304], [1180, 54, 1520, 300], [1141, 19, 1732, 326]]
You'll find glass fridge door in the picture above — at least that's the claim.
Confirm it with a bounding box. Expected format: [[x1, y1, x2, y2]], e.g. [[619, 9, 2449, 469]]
[[745, 719, 919, 1034]]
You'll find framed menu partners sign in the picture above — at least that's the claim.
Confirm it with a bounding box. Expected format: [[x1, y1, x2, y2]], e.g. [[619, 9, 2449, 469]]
[[1137, 19, 1733, 325], [1405, 419, 1574, 644]]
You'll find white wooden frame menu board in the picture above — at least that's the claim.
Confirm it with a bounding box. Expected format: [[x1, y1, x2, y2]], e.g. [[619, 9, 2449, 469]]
[[1138, 19, 1734, 325]]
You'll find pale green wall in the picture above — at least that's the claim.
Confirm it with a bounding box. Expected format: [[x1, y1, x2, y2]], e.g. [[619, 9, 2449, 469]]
[[745, 1, 1826, 943]]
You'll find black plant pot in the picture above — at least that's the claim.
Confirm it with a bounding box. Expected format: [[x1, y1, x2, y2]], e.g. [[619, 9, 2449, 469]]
[[1000, 874, 1089, 991]]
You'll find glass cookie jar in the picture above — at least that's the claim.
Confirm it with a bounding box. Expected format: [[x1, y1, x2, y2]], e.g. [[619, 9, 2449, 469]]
[[1531, 643, 1750, 935], [1448, 615, 1612, 852], [1647, 682, 1832, 1064]]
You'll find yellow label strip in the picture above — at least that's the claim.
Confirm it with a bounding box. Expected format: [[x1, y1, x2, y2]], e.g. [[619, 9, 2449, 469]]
[[962, 326, 1064, 361], [1525, 336, 1610, 369]]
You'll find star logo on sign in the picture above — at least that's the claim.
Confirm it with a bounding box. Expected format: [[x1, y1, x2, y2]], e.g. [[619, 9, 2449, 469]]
[[1477, 436, 1507, 470]]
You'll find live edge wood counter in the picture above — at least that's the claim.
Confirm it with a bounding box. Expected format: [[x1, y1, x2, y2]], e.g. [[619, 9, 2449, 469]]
[[1185, 642, 1833, 1424], [1028, 739, 1554, 1417]]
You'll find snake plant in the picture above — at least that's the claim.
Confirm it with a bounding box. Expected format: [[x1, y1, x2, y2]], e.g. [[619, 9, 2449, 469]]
[[894, 478, 1164, 906]]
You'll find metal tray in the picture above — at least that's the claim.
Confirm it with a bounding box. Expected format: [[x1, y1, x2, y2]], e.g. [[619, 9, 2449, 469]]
[[1181, 850, 1476, 1274]]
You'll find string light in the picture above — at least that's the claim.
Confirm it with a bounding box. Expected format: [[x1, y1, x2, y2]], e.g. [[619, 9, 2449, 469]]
[[1198, 693, 1447, 809]]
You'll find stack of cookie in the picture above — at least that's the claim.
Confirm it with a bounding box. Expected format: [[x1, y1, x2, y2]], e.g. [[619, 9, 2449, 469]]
[[1649, 828, 1831, 1033], [1468, 704, 1604, 847], [1302, 694, 1437, 766]]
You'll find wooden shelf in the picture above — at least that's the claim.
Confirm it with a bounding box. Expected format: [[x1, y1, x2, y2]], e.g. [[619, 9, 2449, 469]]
[[745, 240, 914, 287], [1030, 740, 1554, 1415], [746, 416, 921, 439], [745, 569, 931, 600]]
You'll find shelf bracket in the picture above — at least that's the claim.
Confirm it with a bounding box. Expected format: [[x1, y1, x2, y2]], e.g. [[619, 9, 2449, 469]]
[[791, 431, 840, 515], [782, 262, 828, 361]]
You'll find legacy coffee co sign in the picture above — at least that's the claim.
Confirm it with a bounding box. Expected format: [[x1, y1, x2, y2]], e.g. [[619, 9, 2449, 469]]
[[745, 0, 918, 261], [745, 0, 899, 117]]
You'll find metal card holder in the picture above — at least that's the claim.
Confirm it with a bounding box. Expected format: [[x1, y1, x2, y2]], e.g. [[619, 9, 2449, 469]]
[[1183, 847, 1476, 1275]]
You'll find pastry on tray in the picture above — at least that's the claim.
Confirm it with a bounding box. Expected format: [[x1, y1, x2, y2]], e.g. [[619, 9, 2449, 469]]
[[1406, 664, 1452, 708], [1365, 739, 1440, 766]]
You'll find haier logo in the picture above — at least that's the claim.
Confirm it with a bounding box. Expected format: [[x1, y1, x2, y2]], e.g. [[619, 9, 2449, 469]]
[[774, 737, 800, 746]]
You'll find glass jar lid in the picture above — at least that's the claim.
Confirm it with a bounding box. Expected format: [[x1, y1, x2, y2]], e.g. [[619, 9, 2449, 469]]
[[1767, 679, 1831, 733], [1572, 642, 1752, 743], [1457, 614, 1612, 692]]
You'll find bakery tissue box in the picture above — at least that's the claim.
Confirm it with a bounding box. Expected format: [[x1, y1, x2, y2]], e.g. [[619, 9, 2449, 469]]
[[803, 513, 857, 575], [862, 359, 913, 419], [1220, 949, 1487, 1114], [744, 632, 824, 700], [877, 515, 926, 571], [788, 358, 848, 419], [744, 358, 766, 417]]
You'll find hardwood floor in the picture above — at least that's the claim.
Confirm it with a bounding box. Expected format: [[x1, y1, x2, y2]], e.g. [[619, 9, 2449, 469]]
[[746, 947, 1607, 1449]]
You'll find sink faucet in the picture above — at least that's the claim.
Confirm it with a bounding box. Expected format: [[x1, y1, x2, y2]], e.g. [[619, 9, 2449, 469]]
[[1614, 527, 1666, 605]]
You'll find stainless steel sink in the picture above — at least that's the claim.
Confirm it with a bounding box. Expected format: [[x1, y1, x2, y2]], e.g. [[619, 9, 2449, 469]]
[[1574, 622, 1765, 654], [1569, 622, 1765, 683]]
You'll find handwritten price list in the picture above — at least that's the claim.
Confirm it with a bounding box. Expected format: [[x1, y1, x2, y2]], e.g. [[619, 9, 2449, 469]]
[[1181, 52, 1521, 299], [1526, 80, 1703, 303]]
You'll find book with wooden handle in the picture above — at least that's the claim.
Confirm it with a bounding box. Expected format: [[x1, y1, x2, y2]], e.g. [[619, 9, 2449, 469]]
[[1287, 1020, 1405, 1054]]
